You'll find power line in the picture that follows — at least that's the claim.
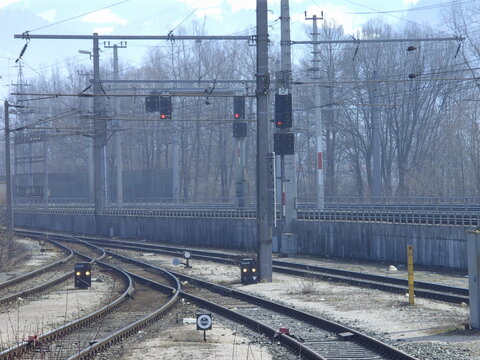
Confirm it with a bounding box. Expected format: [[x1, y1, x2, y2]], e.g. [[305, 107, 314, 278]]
[[335, 0, 451, 35], [26, 0, 131, 33], [346, 0, 476, 15]]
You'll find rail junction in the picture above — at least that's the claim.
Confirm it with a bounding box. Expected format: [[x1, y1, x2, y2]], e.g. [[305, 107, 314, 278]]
[[0, 230, 425, 360]]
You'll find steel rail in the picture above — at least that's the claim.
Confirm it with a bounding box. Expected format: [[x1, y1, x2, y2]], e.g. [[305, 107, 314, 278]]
[[103, 250, 327, 360], [0, 237, 73, 291], [104, 249, 417, 360], [67, 256, 180, 359], [15, 230, 470, 304], [272, 265, 468, 304], [0, 239, 132, 360], [0, 239, 90, 305], [15, 233, 181, 360], [77, 235, 469, 304], [14, 230, 417, 359]]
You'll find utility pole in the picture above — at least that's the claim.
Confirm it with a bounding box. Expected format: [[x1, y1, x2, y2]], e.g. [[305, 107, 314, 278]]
[[4, 101, 14, 245], [172, 102, 179, 202], [235, 127, 248, 207], [14, 32, 259, 234], [43, 137, 48, 204], [280, 0, 297, 237], [371, 70, 381, 197], [104, 41, 126, 207], [13, 62, 34, 200], [19, 63, 33, 198], [78, 70, 94, 201], [234, 94, 248, 207], [256, 0, 273, 282], [93, 33, 107, 233], [305, 12, 324, 209]]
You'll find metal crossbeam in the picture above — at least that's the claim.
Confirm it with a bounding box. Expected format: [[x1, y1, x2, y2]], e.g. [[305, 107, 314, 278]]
[[291, 36, 464, 45], [14, 33, 253, 41], [101, 79, 255, 84]]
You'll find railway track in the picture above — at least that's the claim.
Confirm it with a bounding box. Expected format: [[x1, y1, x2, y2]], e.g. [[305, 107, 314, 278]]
[[0, 240, 73, 304], [67, 233, 469, 305], [0, 235, 180, 360], [103, 248, 417, 360], [10, 230, 420, 359], [0, 236, 110, 307]]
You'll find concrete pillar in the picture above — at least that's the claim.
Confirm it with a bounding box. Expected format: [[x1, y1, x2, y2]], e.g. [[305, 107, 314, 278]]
[[467, 230, 480, 329]]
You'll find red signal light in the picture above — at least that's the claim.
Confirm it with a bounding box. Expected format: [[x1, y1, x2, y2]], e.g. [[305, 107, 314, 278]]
[[161, 114, 166, 119], [234, 113, 240, 119], [276, 121, 283, 127]]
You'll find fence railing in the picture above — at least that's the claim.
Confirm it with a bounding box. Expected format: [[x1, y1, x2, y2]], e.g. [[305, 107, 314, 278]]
[[11, 205, 480, 227]]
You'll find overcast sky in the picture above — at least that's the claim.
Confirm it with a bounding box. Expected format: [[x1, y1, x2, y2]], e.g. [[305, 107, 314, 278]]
[[0, 0, 455, 101]]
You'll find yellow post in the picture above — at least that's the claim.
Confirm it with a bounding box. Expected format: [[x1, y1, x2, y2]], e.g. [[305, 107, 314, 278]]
[[407, 245, 414, 305]]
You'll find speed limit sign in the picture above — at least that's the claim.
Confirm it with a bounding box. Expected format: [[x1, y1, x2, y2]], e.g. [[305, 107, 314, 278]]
[[196, 313, 212, 330]]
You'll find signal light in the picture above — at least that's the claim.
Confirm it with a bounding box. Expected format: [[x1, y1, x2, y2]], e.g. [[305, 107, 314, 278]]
[[233, 96, 245, 120], [145, 95, 159, 112], [240, 258, 258, 285], [74, 262, 92, 289], [233, 122, 247, 138], [275, 93, 293, 129], [160, 95, 172, 119], [274, 132, 295, 155]]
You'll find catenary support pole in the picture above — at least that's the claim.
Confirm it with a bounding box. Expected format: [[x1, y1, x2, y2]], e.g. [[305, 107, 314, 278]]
[[93, 33, 107, 233], [372, 70, 381, 197], [77, 70, 94, 201], [306, 13, 324, 209], [107, 43, 125, 207], [173, 136, 179, 201], [281, 0, 297, 235], [235, 131, 248, 207], [256, 0, 272, 282], [4, 101, 14, 246], [43, 139, 48, 204]]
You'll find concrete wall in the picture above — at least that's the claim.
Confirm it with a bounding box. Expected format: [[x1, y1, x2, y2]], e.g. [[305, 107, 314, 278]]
[[15, 212, 94, 234], [13, 212, 469, 269], [297, 221, 468, 269], [99, 215, 257, 251]]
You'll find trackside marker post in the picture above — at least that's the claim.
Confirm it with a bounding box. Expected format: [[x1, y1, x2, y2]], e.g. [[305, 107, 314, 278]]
[[196, 312, 212, 342], [467, 230, 480, 329], [407, 245, 414, 305]]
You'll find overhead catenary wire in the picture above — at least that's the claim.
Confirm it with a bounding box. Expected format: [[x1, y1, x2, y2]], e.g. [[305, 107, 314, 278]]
[[346, 0, 476, 15], [26, 0, 131, 33], [334, 0, 453, 35]]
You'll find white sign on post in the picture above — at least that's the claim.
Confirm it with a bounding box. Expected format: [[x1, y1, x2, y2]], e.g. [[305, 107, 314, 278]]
[[196, 313, 212, 330], [196, 313, 212, 342]]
